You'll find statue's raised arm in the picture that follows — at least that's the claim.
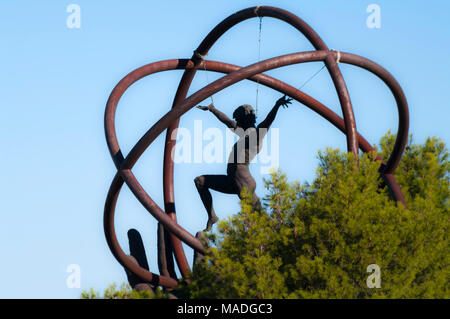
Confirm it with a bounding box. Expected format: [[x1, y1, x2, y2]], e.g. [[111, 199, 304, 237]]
[[197, 104, 237, 130], [257, 95, 292, 130]]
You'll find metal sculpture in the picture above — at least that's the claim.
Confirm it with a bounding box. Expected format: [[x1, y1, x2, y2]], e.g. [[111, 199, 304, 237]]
[[195, 95, 292, 231], [104, 6, 409, 289]]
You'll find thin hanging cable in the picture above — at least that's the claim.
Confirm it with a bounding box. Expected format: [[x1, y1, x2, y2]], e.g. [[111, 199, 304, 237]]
[[290, 50, 341, 99], [202, 59, 215, 105], [255, 16, 263, 117], [297, 64, 326, 91], [292, 50, 344, 94]]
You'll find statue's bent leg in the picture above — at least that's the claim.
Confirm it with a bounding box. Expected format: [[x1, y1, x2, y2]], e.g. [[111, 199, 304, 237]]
[[234, 169, 263, 212], [194, 174, 236, 231], [238, 187, 263, 212]]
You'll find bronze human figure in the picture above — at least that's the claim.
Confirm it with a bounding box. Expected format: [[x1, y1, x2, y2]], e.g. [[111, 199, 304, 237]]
[[195, 95, 292, 231]]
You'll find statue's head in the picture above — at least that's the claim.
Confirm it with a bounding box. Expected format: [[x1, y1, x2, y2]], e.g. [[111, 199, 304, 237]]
[[233, 104, 256, 128]]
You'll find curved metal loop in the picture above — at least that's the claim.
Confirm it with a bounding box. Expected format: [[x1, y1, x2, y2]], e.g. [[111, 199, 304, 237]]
[[162, 5, 358, 278], [104, 6, 409, 288], [104, 52, 408, 287]]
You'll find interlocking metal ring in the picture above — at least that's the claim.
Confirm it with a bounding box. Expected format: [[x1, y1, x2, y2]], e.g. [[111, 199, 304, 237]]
[[104, 6, 409, 288]]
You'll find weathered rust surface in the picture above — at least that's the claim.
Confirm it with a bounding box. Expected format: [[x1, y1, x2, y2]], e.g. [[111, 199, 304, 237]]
[[104, 6, 409, 288]]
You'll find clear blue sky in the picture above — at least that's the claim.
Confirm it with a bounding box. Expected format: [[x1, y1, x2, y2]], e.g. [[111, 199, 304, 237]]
[[0, 0, 449, 298]]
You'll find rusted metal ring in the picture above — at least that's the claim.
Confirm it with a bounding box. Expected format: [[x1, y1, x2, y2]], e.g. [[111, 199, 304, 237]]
[[104, 52, 408, 287], [162, 5, 358, 279], [104, 6, 409, 288]]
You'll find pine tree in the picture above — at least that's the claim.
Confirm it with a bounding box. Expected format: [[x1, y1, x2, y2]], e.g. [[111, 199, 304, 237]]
[[179, 133, 449, 299]]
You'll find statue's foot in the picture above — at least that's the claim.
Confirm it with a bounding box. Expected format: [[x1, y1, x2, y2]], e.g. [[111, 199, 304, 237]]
[[205, 215, 219, 231]]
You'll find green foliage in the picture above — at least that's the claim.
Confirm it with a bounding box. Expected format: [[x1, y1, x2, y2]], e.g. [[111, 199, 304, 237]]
[[80, 283, 168, 299], [179, 133, 449, 299]]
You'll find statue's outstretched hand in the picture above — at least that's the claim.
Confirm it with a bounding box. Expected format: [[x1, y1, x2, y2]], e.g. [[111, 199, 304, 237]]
[[275, 95, 293, 108], [196, 103, 213, 111]]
